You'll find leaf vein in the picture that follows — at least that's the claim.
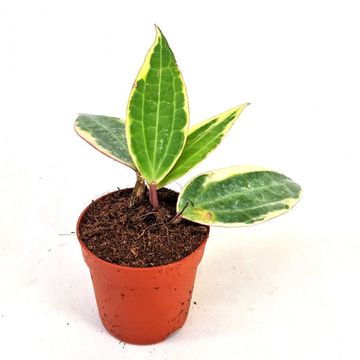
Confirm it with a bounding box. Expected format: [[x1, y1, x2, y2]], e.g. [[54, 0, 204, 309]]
[[195, 180, 296, 207]]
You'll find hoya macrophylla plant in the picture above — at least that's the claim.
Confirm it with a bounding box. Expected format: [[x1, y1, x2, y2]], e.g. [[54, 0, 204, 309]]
[[75, 26, 301, 227]]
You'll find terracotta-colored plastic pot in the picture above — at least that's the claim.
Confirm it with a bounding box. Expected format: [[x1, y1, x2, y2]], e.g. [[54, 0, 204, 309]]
[[76, 191, 209, 345]]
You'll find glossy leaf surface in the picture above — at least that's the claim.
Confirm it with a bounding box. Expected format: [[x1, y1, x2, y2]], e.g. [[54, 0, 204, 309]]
[[126, 26, 189, 184], [75, 113, 135, 169], [177, 166, 301, 226], [158, 103, 249, 187]]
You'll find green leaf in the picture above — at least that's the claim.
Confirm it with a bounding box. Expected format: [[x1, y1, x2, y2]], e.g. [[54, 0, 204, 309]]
[[75, 113, 135, 169], [177, 166, 301, 226], [158, 103, 250, 188], [126, 26, 189, 185]]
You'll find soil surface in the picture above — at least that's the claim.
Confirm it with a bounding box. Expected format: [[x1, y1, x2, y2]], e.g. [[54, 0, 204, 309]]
[[78, 188, 209, 267]]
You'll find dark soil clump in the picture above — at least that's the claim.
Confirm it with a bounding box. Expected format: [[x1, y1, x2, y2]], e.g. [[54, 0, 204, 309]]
[[78, 188, 209, 267]]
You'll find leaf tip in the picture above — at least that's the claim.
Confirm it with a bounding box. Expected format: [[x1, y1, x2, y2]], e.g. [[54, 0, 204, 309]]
[[154, 24, 163, 37], [74, 113, 83, 130], [230, 102, 251, 117], [239, 102, 251, 110]]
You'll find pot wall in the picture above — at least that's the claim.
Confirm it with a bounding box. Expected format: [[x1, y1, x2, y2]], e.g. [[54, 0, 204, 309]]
[[80, 239, 207, 344]]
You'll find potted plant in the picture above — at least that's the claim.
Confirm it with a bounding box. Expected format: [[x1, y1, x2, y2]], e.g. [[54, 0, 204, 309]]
[[75, 26, 301, 345]]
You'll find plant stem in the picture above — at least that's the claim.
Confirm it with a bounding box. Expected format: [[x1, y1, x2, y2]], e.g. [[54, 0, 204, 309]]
[[130, 172, 146, 207], [169, 214, 183, 225], [169, 202, 188, 225], [149, 182, 159, 209]]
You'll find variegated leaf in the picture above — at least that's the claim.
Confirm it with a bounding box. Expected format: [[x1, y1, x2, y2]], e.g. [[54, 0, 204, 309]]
[[126, 26, 189, 185], [158, 103, 249, 188], [177, 166, 301, 226], [75, 114, 135, 169]]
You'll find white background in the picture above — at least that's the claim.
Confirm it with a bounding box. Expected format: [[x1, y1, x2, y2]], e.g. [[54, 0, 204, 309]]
[[1, 0, 359, 359]]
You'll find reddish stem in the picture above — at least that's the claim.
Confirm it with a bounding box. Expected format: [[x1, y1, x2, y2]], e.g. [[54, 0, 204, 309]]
[[149, 182, 159, 209]]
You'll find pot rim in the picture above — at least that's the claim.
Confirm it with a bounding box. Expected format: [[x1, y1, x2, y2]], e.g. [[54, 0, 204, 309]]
[[76, 189, 209, 272]]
